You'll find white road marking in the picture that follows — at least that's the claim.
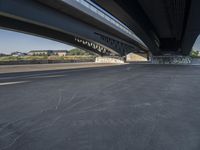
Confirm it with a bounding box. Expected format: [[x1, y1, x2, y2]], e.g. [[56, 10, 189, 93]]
[[0, 81, 29, 86], [0, 71, 67, 80], [0, 67, 105, 80], [30, 75, 65, 79]]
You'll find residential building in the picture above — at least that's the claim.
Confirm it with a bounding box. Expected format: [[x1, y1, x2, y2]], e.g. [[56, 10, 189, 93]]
[[28, 50, 53, 56], [53, 50, 68, 56], [11, 51, 27, 56], [0, 53, 6, 56]]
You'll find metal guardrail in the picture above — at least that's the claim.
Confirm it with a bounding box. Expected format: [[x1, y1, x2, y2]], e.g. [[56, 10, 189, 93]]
[[75, 0, 135, 37], [63, 0, 145, 45]]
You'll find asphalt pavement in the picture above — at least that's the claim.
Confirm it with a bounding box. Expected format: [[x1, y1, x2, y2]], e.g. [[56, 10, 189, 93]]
[[0, 62, 121, 74], [0, 64, 200, 150]]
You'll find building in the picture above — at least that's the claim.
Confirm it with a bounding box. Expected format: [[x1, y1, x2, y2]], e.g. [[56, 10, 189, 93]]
[[0, 53, 6, 56], [11, 51, 27, 56], [28, 50, 53, 56], [53, 50, 68, 56]]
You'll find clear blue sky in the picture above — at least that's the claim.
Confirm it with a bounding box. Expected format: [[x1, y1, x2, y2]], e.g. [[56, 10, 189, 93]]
[[0, 29, 200, 54], [0, 29, 74, 54], [193, 36, 200, 51]]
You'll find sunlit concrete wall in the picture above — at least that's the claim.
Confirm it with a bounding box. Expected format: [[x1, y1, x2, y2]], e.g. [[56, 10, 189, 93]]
[[126, 53, 148, 62], [95, 57, 125, 63]]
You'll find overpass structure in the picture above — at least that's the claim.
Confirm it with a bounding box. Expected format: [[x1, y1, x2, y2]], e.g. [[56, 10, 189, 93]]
[[0, 0, 147, 57], [0, 0, 199, 63], [92, 0, 200, 56]]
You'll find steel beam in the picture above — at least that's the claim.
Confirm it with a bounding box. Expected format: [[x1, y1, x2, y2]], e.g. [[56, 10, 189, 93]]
[[92, 0, 161, 55], [0, 16, 106, 56], [181, 0, 200, 55], [0, 0, 144, 56]]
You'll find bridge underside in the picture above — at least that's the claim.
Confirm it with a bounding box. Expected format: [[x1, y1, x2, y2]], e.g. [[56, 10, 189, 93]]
[[0, 0, 148, 57], [0, 16, 109, 56], [1, 0, 199, 58], [93, 0, 200, 56]]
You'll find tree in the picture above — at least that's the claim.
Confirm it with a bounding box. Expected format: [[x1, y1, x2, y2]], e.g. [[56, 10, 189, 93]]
[[68, 48, 96, 56], [191, 50, 200, 58]]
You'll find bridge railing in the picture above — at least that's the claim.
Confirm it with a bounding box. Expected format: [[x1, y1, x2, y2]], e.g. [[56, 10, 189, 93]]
[[67, 0, 144, 45]]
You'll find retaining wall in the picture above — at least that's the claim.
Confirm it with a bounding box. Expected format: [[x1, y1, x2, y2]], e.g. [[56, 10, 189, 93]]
[[151, 56, 192, 64], [95, 57, 125, 64]]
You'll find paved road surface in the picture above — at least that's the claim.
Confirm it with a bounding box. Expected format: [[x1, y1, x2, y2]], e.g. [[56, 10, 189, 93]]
[[0, 62, 121, 74], [0, 64, 200, 150]]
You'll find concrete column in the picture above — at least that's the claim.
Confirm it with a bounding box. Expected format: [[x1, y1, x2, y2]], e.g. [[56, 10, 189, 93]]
[[151, 56, 192, 64]]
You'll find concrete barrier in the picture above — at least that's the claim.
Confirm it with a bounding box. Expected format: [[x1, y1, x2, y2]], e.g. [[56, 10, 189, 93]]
[[151, 56, 192, 64], [95, 57, 125, 64], [191, 58, 200, 65]]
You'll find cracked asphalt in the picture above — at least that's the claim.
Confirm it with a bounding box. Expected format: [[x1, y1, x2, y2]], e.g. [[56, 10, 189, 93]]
[[0, 64, 200, 150]]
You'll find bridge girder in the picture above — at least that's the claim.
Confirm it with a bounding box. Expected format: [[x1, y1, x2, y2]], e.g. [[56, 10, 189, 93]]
[[92, 0, 161, 55], [0, 0, 145, 56], [93, 0, 200, 56]]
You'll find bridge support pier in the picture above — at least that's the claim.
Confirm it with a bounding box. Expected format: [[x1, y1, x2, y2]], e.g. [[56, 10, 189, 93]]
[[95, 56, 125, 64], [151, 56, 192, 64]]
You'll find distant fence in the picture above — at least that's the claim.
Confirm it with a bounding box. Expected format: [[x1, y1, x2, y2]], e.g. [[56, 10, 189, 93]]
[[0, 58, 96, 65]]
